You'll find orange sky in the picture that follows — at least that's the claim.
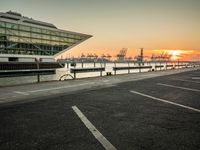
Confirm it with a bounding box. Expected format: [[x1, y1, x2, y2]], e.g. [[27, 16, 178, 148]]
[[1, 0, 200, 61], [63, 48, 200, 61]]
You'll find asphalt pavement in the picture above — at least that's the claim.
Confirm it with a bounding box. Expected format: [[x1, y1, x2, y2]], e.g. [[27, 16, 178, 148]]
[[0, 68, 199, 150]]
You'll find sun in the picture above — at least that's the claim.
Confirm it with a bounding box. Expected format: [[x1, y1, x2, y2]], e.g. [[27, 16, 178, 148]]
[[168, 50, 182, 60]]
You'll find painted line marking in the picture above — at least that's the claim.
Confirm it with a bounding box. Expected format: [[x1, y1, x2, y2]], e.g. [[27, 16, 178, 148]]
[[0, 97, 6, 100], [14, 91, 29, 95], [103, 80, 110, 83], [130, 90, 200, 113], [24, 82, 94, 93], [172, 78, 200, 84], [0, 82, 95, 100], [72, 106, 117, 150], [157, 83, 200, 92], [192, 77, 200, 80]]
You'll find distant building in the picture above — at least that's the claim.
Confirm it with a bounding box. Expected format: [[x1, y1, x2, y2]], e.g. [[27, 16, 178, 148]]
[[0, 11, 92, 62]]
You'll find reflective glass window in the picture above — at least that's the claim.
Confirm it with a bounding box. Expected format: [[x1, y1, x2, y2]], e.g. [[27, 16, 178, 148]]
[[11, 23, 18, 29], [41, 34, 51, 40], [51, 41, 60, 45], [41, 39, 51, 45], [32, 38, 41, 43], [0, 21, 5, 27], [74, 35, 81, 39], [0, 28, 5, 34], [46, 30, 51, 35], [32, 33, 41, 39], [19, 25, 30, 31], [6, 23, 13, 28], [59, 37, 65, 42], [9, 30, 18, 36], [60, 32, 66, 37], [32, 27, 41, 33], [51, 36, 59, 41], [19, 37, 31, 43], [59, 41, 69, 45], [19, 31, 31, 37], [68, 34, 75, 38], [8, 36, 19, 42], [50, 31, 56, 35], [41, 29, 47, 34]]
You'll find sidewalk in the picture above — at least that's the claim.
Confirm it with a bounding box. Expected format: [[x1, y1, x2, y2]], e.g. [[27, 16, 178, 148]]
[[0, 67, 199, 105]]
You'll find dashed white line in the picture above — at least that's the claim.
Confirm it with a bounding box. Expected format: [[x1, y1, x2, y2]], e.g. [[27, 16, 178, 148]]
[[25, 83, 94, 93], [14, 91, 29, 95], [192, 77, 200, 80], [72, 106, 117, 150], [172, 78, 200, 84], [130, 90, 200, 113], [157, 83, 200, 92], [0, 83, 95, 101]]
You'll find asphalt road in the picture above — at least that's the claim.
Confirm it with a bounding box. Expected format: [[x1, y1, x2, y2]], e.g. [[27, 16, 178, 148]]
[[0, 69, 199, 150]]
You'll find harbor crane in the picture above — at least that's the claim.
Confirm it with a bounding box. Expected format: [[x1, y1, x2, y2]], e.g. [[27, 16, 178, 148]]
[[116, 48, 127, 61]]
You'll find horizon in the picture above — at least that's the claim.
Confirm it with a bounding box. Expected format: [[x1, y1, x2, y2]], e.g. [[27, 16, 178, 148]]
[[1, 0, 200, 61]]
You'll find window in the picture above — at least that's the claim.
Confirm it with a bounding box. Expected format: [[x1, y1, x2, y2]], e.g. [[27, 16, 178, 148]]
[[0, 28, 5, 34], [0, 21, 5, 27], [19, 37, 31, 43], [64, 38, 74, 43], [68, 34, 75, 38], [60, 32, 67, 37], [41, 34, 51, 40], [6, 23, 13, 28], [19, 31, 31, 37], [32, 38, 41, 43], [11, 23, 18, 30], [75, 35, 81, 39], [32, 27, 41, 33], [60, 41, 69, 45], [51, 41, 60, 45], [9, 36, 19, 42], [46, 30, 51, 35], [51, 36, 59, 41], [9, 57, 18, 62], [41, 39, 51, 45], [42, 29, 47, 34], [19, 25, 30, 31], [32, 33, 41, 39], [9, 30, 18, 36]]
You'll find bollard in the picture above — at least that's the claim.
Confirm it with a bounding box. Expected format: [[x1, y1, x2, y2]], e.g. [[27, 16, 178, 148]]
[[114, 62, 116, 75], [37, 74, 40, 83], [128, 62, 130, 74]]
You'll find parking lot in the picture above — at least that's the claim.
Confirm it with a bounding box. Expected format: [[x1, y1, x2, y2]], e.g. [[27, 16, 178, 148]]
[[0, 69, 199, 150]]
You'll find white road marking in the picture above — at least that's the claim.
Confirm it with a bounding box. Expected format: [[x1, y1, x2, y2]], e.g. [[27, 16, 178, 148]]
[[25, 83, 94, 93], [72, 106, 117, 150], [192, 77, 200, 80], [172, 78, 200, 84], [157, 83, 200, 92], [130, 90, 200, 113], [0, 83, 94, 100], [14, 91, 29, 95]]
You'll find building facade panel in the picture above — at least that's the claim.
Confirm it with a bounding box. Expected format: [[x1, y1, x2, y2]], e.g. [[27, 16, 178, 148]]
[[0, 11, 92, 60]]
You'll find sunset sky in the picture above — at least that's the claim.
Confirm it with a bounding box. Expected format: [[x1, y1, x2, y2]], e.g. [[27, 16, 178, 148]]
[[1, 0, 200, 60]]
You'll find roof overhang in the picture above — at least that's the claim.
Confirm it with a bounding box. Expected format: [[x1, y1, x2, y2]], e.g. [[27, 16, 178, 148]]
[[54, 35, 92, 57]]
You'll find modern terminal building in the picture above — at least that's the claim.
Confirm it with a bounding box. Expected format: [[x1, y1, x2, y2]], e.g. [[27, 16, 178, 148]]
[[0, 11, 92, 62], [0, 11, 92, 77]]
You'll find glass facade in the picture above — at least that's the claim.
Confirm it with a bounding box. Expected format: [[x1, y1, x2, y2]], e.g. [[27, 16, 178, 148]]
[[0, 21, 89, 56]]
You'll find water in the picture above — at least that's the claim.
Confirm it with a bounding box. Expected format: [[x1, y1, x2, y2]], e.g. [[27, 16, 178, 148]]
[[0, 62, 182, 87]]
